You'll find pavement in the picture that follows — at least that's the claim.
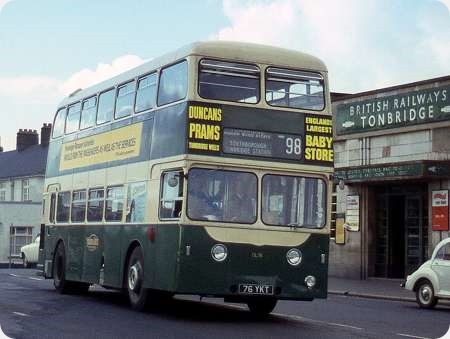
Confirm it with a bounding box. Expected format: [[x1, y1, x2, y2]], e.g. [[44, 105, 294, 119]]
[[328, 276, 415, 302]]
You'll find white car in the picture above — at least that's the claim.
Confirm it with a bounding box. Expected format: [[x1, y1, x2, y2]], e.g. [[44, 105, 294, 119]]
[[404, 237, 450, 308], [20, 235, 40, 268]]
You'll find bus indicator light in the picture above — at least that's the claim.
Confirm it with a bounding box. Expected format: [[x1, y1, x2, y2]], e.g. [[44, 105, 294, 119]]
[[147, 227, 156, 242]]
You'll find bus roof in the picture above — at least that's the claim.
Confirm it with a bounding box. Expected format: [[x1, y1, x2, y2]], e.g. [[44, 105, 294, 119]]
[[58, 41, 327, 107]]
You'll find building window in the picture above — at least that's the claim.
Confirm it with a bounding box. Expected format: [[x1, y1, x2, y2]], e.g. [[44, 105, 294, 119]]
[[0, 182, 6, 201], [22, 179, 30, 201], [10, 226, 33, 256], [330, 189, 337, 239]]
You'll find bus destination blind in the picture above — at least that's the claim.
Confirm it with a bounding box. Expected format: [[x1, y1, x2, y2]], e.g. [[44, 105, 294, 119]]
[[222, 128, 302, 160]]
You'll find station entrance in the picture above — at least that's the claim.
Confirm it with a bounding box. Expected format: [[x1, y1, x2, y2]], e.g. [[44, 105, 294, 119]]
[[370, 184, 428, 279]]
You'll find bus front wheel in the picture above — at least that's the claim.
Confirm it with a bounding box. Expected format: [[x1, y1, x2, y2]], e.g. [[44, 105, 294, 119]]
[[126, 246, 149, 311], [247, 298, 277, 317]]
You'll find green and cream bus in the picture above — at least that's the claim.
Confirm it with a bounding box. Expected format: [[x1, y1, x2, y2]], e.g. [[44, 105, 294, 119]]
[[40, 41, 333, 315]]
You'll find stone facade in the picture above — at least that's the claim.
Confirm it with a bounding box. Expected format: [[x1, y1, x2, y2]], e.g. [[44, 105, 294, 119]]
[[331, 76, 450, 279]]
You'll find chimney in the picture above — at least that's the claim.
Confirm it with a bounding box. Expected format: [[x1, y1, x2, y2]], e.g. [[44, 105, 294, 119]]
[[40, 123, 52, 146], [17, 129, 39, 151]]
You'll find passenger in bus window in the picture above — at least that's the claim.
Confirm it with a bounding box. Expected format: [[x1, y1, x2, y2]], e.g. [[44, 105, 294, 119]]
[[188, 177, 220, 220], [225, 176, 256, 223]]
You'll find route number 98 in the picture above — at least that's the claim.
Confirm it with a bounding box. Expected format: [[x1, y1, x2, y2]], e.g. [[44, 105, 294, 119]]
[[285, 137, 302, 155]]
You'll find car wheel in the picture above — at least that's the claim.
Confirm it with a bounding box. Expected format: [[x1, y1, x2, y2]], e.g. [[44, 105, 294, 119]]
[[416, 280, 438, 309], [247, 298, 277, 317], [126, 246, 149, 311], [53, 242, 89, 294]]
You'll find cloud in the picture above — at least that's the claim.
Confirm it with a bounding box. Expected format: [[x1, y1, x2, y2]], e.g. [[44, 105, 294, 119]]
[[0, 54, 146, 151], [437, 0, 450, 11], [59, 55, 145, 96], [0, 0, 12, 14], [213, 0, 450, 93], [0, 76, 59, 96]]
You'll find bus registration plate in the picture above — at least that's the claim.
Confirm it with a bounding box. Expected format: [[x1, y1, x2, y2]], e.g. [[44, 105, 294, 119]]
[[239, 284, 274, 295]]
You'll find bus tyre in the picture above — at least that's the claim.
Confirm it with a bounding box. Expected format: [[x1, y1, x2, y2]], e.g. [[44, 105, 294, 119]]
[[53, 242, 70, 294], [416, 280, 437, 309], [127, 246, 149, 311], [53, 242, 89, 294], [247, 298, 277, 317]]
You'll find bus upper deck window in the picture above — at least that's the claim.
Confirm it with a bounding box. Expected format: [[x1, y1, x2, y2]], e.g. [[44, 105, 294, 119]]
[[66, 102, 81, 134], [80, 96, 97, 130], [135, 73, 157, 113], [198, 59, 260, 104], [115, 81, 136, 119], [97, 89, 115, 125], [157, 61, 188, 106], [53, 108, 67, 138], [266, 67, 325, 111]]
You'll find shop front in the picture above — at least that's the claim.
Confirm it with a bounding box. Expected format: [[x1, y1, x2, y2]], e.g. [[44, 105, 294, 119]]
[[330, 76, 450, 279]]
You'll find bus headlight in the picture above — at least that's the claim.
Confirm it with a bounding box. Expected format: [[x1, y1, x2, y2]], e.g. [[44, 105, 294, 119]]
[[211, 244, 227, 262], [305, 275, 316, 289], [286, 248, 302, 266]]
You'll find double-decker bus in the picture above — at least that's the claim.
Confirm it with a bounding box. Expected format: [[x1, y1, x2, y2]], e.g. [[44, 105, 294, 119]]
[[40, 41, 333, 315]]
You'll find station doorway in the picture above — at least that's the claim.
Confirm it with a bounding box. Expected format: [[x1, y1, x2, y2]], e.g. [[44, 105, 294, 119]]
[[371, 184, 428, 279]]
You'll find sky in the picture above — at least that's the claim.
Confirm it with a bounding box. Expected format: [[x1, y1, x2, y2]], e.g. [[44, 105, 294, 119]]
[[0, 0, 449, 151]]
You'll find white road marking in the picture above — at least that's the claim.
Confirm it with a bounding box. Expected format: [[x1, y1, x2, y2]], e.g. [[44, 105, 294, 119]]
[[13, 312, 30, 317], [397, 333, 431, 339], [326, 322, 364, 330], [8, 274, 19, 277], [28, 277, 43, 281]]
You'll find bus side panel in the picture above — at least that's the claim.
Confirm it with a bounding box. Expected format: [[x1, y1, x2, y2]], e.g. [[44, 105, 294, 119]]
[[102, 225, 123, 287], [82, 226, 104, 284], [65, 226, 85, 282], [150, 224, 180, 292]]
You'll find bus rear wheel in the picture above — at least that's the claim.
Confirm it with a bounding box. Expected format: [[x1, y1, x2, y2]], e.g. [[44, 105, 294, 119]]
[[53, 242, 89, 294], [126, 246, 149, 311], [247, 298, 277, 317]]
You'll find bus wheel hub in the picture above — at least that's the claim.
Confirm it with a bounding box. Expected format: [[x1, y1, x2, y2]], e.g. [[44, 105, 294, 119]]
[[128, 264, 141, 291]]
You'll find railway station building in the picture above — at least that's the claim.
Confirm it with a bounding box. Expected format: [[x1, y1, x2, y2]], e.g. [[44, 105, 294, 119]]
[[330, 75, 450, 279]]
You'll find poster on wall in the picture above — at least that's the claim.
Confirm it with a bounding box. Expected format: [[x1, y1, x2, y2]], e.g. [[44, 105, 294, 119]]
[[345, 195, 360, 231], [335, 217, 346, 244], [432, 190, 449, 231]]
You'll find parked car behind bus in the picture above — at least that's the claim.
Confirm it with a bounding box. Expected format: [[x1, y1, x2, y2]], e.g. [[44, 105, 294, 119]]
[[21, 235, 40, 268], [403, 237, 450, 308]]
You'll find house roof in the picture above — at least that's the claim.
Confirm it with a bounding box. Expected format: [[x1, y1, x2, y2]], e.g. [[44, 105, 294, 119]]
[[0, 144, 48, 179]]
